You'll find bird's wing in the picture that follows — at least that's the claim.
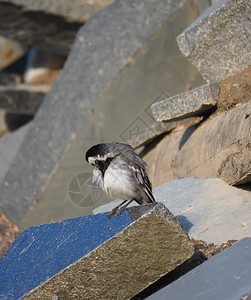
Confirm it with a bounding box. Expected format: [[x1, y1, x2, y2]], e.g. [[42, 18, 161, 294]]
[[127, 160, 155, 203]]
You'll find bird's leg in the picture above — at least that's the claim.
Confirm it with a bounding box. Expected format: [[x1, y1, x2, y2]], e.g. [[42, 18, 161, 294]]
[[108, 200, 128, 218], [115, 199, 134, 216]]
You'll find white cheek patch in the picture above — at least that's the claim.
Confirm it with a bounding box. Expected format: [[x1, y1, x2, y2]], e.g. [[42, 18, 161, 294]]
[[88, 157, 96, 165], [88, 154, 113, 165]]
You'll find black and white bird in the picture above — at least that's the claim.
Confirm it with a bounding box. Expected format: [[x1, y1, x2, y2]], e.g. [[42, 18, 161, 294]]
[[85, 142, 155, 217]]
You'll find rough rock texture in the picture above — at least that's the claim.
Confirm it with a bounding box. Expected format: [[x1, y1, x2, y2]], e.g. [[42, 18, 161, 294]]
[[0, 0, 204, 227], [145, 101, 251, 186], [125, 117, 203, 148], [0, 123, 30, 181], [217, 66, 251, 113], [0, 84, 49, 114], [94, 177, 251, 245], [151, 83, 219, 122], [0, 0, 114, 54], [0, 203, 194, 300], [147, 238, 251, 300], [177, 0, 251, 82], [0, 210, 19, 260]]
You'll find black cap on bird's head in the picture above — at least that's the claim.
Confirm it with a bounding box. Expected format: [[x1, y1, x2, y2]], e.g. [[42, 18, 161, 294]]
[[85, 144, 102, 162], [85, 142, 134, 164]]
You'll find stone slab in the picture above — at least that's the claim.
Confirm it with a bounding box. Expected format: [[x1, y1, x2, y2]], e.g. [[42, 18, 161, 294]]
[[145, 101, 251, 186], [0, 0, 113, 54], [0, 123, 30, 182], [94, 177, 251, 245], [126, 117, 203, 148], [147, 238, 251, 300], [0, 203, 194, 300], [151, 83, 219, 122], [177, 0, 251, 82], [0, 0, 204, 228], [0, 84, 49, 114]]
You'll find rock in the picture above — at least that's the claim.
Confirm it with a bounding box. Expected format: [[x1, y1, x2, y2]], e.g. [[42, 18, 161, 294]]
[[0, 0, 114, 54], [0, 36, 24, 69], [0, 210, 19, 260], [154, 177, 251, 245], [177, 0, 251, 82], [123, 117, 203, 148], [0, 109, 7, 135], [217, 66, 251, 112], [0, 84, 49, 114], [146, 238, 251, 300], [23, 47, 66, 85], [0, 203, 194, 299], [145, 101, 251, 186], [94, 177, 251, 245], [0, 123, 30, 181], [0, 0, 204, 228], [151, 83, 219, 122]]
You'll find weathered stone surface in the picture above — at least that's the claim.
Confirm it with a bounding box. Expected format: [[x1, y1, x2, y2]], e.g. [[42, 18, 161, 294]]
[[151, 83, 219, 122], [0, 0, 114, 54], [125, 117, 203, 148], [145, 101, 251, 186], [0, 84, 49, 114], [217, 66, 251, 112], [147, 238, 251, 300], [94, 177, 251, 245], [177, 0, 251, 82], [0, 203, 194, 300], [0, 0, 204, 228], [0, 123, 30, 181]]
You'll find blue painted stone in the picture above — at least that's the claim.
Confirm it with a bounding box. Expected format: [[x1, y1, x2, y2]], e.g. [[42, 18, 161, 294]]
[[0, 211, 132, 300], [147, 238, 251, 300]]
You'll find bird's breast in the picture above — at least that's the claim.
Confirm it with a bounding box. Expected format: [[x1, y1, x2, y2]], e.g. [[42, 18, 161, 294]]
[[103, 164, 135, 200]]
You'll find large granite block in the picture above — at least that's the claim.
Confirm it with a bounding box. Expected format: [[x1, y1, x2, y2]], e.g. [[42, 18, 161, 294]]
[[95, 177, 251, 245], [177, 0, 251, 82], [151, 83, 219, 122], [147, 238, 251, 300], [0, 0, 204, 228], [0, 203, 194, 300]]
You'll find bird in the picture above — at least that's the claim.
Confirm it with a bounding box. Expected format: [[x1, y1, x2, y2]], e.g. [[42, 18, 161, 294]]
[[85, 142, 156, 217]]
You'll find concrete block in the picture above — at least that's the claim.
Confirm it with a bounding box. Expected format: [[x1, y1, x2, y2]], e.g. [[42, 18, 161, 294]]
[[177, 0, 251, 82], [0, 0, 204, 228], [151, 83, 219, 122], [95, 177, 251, 245], [0, 203, 194, 300], [147, 238, 251, 300]]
